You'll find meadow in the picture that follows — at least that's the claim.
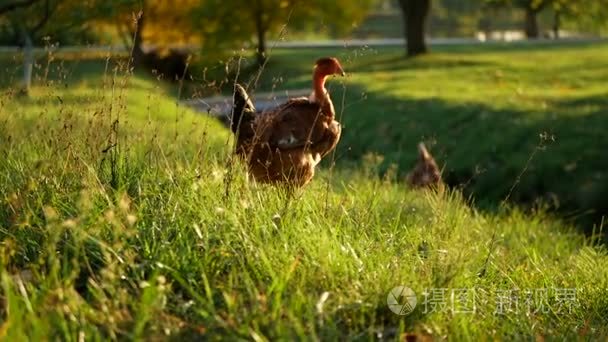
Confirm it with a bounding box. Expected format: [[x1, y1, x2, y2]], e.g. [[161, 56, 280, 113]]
[[0, 42, 607, 339]]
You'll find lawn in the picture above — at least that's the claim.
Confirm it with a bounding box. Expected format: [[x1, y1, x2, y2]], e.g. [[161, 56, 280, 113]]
[[0, 42, 607, 339]]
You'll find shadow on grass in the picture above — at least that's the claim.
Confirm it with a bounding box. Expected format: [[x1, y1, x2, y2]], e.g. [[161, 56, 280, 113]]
[[0, 54, 185, 98], [331, 83, 608, 233]]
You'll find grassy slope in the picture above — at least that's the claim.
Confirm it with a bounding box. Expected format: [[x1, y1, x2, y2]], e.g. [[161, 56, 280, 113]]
[[0, 46, 607, 339], [241, 42, 608, 227]]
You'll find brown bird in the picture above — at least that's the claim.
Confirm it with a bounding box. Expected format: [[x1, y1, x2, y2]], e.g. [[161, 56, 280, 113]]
[[406, 143, 443, 189], [231, 57, 345, 187]]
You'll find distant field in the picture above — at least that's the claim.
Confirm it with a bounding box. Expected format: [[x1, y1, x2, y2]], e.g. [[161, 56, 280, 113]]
[[0, 42, 607, 339]]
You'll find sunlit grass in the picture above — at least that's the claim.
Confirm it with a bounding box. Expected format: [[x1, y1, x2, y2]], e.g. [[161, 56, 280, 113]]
[[0, 43, 607, 339], [247, 42, 608, 225]]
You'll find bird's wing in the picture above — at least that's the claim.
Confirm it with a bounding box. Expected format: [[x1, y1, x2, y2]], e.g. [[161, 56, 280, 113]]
[[265, 98, 331, 150]]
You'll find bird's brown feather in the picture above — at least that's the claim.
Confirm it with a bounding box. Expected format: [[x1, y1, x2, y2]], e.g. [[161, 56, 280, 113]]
[[231, 57, 344, 187], [234, 98, 341, 187]]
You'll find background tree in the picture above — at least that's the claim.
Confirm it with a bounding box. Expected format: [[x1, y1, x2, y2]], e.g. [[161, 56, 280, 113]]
[[0, 0, 40, 15], [397, 0, 431, 57], [0, 0, 123, 95], [197, 0, 377, 66], [551, 0, 608, 36], [2, 0, 63, 95], [96, 0, 202, 66], [485, 0, 549, 38], [432, 0, 480, 37]]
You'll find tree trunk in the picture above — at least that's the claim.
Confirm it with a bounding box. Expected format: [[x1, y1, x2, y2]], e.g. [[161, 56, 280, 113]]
[[524, 7, 540, 39], [553, 10, 560, 39], [478, 16, 492, 41], [254, 7, 267, 66], [256, 29, 267, 66], [131, 8, 146, 66], [20, 28, 33, 96], [398, 0, 431, 57]]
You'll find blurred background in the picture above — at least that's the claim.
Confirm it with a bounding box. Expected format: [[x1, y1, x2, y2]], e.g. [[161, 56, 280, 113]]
[[1, 0, 607, 230], [1, 0, 607, 80]]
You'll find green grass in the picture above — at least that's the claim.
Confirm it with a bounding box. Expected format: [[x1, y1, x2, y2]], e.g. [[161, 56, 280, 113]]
[[236, 42, 608, 228], [1, 43, 608, 339]]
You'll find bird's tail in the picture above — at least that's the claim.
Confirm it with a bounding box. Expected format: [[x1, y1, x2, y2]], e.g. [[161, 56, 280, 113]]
[[231, 84, 256, 134], [418, 142, 432, 161], [407, 142, 442, 189]]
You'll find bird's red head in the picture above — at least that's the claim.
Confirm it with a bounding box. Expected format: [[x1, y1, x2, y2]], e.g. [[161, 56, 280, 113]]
[[314, 57, 345, 77]]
